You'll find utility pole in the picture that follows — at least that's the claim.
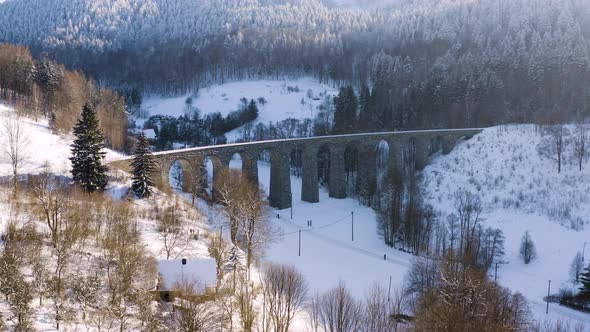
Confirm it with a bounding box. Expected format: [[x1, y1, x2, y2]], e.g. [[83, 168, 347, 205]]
[[495, 262, 498, 282], [493, 261, 508, 282], [351, 211, 354, 242], [290, 192, 293, 220], [546, 280, 551, 314], [388, 276, 392, 302], [298, 230, 301, 257], [583, 242, 587, 262]]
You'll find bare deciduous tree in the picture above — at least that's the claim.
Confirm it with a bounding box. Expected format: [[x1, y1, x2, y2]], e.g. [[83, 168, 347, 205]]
[[99, 201, 158, 332], [168, 280, 222, 332], [569, 251, 584, 284], [156, 201, 188, 260], [31, 163, 68, 247], [261, 263, 308, 332], [236, 272, 257, 332], [316, 282, 362, 332], [572, 125, 587, 171], [49, 195, 91, 330], [538, 125, 568, 173], [412, 255, 530, 331], [361, 284, 401, 332], [454, 190, 483, 265], [208, 233, 229, 287], [2, 113, 30, 194], [519, 231, 537, 264], [217, 169, 273, 273], [307, 292, 322, 332], [0, 222, 34, 331], [187, 164, 204, 206], [404, 257, 440, 298]]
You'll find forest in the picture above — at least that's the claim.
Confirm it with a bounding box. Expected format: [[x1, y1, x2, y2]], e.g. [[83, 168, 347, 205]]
[[0, 0, 589, 130]]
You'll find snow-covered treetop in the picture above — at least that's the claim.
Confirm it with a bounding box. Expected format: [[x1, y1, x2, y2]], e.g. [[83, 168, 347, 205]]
[[0, 0, 587, 58]]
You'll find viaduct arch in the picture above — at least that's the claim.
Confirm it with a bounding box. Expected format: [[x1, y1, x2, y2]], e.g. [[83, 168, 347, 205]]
[[110, 129, 483, 209]]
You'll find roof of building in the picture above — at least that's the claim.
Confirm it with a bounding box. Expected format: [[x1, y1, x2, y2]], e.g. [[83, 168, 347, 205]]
[[157, 258, 217, 293], [142, 129, 156, 139]]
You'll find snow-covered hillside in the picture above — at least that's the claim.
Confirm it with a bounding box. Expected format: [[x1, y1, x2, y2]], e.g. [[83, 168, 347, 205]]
[[0, 104, 122, 178], [3, 100, 590, 328], [423, 124, 590, 323], [423, 124, 590, 228], [142, 79, 337, 141]]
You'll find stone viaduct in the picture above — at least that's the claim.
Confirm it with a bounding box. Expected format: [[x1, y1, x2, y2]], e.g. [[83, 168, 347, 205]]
[[110, 129, 482, 209]]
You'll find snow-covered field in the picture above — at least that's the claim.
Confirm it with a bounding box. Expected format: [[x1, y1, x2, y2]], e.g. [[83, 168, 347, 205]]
[[422, 124, 590, 324], [229, 159, 412, 298], [142, 79, 337, 141]]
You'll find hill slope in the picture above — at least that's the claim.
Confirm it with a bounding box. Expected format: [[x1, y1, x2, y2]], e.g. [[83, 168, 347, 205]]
[[423, 125, 590, 322], [0, 104, 122, 177]]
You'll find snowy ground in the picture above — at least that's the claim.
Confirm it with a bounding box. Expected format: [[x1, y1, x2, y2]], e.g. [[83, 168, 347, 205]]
[[141, 79, 337, 141], [0, 104, 123, 178], [181, 157, 414, 331], [233, 160, 413, 297], [422, 124, 590, 324], [3, 101, 590, 328]]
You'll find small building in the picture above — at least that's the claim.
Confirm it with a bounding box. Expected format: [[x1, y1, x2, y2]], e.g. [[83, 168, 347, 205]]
[[157, 258, 218, 302], [142, 129, 156, 140]]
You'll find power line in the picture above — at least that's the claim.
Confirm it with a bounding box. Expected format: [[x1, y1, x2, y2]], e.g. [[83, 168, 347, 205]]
[[278, 212, 412, 268], [281, 213, 351, 236]]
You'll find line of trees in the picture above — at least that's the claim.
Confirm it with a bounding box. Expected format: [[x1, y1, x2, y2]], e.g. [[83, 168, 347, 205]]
[[538, 124, 589, 174], [142, 98, 259, 150], [0, 44, 128, 151]]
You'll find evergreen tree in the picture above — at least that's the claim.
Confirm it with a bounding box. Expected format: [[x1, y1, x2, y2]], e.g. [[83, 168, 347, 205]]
[[332, 86, 358, 134], [132, 133, 156, 198], [246, 99, 259, 121], [579, 263, 590, 299], [358, 86, 377, 132], [70, 102, 108, 192]]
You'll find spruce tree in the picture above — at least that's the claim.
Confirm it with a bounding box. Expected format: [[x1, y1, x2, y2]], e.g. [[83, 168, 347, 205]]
[[333, 86, 358, 134], [358, 86, 377, 132], [246, 99, 259, 121], [579, 263, 590, 299], [70, 102, 108, 192], [132, 133, 156, 198]]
